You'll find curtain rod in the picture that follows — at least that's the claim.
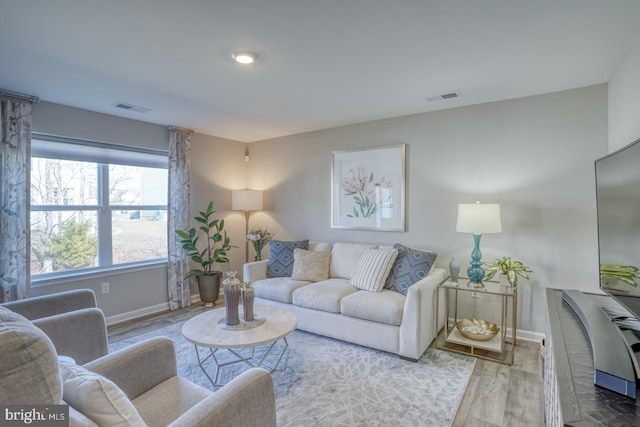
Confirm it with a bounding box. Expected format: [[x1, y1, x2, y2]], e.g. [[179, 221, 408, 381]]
[[0, 89, 40, 104]]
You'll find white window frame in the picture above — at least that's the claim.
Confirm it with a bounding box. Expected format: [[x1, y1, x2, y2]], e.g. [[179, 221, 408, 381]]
[[30, 134, 169, 286]]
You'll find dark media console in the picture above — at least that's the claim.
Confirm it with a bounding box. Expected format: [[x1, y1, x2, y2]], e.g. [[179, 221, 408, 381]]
[[544, 289, 640, 426], [561, 290, 636, 398]]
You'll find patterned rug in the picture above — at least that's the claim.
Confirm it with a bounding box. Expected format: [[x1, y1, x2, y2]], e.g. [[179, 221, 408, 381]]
[[110, 314, 476, 426]]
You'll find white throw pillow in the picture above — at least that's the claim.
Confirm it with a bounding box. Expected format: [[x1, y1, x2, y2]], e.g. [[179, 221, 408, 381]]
[[349, 248, 398, 292], [291, 248, 331, 282], [59, 360, 146, 427]]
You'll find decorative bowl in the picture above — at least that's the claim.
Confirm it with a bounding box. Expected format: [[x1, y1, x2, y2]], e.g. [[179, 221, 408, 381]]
[[455, 318, 499, 341]]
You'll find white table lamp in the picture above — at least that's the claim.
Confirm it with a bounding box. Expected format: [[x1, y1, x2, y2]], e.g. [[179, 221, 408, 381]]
[[456, 202, 502, 288]]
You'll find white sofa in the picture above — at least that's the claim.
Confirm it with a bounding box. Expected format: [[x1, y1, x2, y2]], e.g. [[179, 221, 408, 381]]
[[243, 242, 449, 361]]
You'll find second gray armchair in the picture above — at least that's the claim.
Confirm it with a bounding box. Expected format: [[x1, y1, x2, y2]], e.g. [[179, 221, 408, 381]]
[[0, 289, 277, 427]]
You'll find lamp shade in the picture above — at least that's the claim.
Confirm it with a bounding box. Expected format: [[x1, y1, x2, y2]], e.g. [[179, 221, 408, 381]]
[[232, 189, 263, 211], [456, 203, 502, 234]]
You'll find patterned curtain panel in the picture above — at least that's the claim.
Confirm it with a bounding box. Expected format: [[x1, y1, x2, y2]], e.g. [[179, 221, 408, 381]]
[[0, 100, 32, 302], [167, 127, 193, 310]]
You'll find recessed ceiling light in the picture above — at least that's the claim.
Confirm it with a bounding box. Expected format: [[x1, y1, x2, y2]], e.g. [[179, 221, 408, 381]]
[[232, 51, 258, 64]]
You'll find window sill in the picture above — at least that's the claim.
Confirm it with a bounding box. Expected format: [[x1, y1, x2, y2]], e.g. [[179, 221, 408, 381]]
[[31, 260, 168, 288]]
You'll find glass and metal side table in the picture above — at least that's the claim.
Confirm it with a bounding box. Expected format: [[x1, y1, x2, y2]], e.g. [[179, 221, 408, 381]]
[[435, 280, 517, 365]]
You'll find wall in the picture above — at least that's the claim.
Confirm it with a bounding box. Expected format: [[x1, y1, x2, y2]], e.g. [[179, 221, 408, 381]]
[[30, 102, 169, 321], [246, 85, 608, 335], [609, 35, 640, 152], [32, 102, 168, 151], [28, 86, 608, 334], [189, 133, 250, 285]]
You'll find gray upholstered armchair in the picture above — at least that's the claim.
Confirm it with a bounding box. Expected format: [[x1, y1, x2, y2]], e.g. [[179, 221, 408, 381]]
[[0, 290, 277, 427], [1, 288, 108, 364], [82, 337, 277, 427]]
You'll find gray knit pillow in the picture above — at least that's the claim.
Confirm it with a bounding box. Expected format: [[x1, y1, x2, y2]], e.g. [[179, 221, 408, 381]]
[[291, 248, 331, 282]]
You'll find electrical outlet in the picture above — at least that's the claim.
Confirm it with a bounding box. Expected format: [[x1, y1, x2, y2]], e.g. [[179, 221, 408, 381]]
[[101, 282, 110, 294]]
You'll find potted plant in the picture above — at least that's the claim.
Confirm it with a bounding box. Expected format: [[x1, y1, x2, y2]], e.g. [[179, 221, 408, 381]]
[[483, 257, 532, 288], [175, 201, 234, 307]]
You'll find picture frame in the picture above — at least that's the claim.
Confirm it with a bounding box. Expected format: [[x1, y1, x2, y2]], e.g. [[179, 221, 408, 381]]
[[331, 144, 406, 231]]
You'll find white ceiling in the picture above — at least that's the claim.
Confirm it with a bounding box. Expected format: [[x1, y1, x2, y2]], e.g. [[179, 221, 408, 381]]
[[2, 1, 640, 142]]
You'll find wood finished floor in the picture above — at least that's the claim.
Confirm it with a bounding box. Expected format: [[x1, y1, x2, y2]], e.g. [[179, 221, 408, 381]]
[[451, 339, 544, 427], [108, 305, 545, 427]]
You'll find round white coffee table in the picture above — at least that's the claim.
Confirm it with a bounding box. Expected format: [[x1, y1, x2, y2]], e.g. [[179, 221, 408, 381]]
[[182, 305, 297, 386]]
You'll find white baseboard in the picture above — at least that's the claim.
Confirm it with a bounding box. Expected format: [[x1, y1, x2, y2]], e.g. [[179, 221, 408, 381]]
[[108, 303, 546, 345], [106, 293, 211, 325], [516, 329, 544, 343], [191, 291, 223, 305], [106, 302, 170, 326]]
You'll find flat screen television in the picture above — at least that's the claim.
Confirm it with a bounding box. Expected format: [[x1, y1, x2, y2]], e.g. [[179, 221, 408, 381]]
[[596, 137, 640, 320]]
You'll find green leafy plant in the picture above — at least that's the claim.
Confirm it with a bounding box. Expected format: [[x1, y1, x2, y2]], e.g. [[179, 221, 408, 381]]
[[484, 257, 532, 288], [600, 264, 639, 287], [175, 201, 234, 279]]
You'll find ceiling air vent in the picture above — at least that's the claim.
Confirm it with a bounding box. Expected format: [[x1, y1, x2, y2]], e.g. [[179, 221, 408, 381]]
[[426, 92, 462, 102], [111, 102, 151, 114]]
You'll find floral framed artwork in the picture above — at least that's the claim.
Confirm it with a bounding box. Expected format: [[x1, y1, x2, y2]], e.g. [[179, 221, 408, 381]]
[[331, 144, 406, 231]]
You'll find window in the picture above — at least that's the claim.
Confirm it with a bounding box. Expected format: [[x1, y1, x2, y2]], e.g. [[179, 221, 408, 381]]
[[30, 135, 168, 278]]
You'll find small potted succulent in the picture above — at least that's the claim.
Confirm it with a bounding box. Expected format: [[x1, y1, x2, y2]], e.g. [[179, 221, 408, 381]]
[[175, 201, 234, 307], [483, 257, 532, 288]]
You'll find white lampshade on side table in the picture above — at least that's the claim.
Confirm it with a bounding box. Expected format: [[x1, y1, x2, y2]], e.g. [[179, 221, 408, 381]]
[[232, 190, 264, 263], [456, 202, 502, 288]]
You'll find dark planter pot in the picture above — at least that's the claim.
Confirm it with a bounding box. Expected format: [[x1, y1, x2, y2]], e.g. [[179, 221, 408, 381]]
[[198, 273, 221, 307]]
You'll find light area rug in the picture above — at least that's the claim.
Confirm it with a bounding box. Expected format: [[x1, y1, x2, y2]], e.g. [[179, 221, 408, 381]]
[[110, 316, 476, 427]]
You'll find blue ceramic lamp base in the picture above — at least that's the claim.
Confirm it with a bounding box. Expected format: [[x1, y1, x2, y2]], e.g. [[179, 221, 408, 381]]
[[467, 234, 485, 289]]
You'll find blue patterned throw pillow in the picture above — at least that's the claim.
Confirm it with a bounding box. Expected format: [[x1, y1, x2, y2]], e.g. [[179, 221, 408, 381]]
[[267, 239, 309, 277], [385, 244, 437, 295]]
